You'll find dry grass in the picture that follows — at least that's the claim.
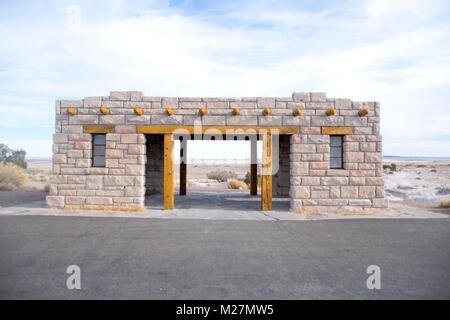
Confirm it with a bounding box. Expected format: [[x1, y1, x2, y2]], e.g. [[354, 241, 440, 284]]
[[207, 169, 238, 182], [28, 173, 50, 183], [438, 199, 450, 208], [0, 163, 28, 191], [227, 179, 248, 190]]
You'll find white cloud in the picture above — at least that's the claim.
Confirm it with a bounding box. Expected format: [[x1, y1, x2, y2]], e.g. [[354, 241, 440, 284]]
[[0, 0, 449, 157]]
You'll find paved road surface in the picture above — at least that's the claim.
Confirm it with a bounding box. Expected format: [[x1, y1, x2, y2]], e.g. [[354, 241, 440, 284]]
[[0, 215, 449, 299]]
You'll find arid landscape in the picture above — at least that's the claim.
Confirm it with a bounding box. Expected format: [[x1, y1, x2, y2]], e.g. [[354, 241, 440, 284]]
[[382, 157, 450, 214], [0, 157, 449, 214]]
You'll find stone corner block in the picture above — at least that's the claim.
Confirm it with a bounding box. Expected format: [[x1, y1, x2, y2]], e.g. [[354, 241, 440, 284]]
[[310, 92, 327, 102], [130, 91, 144, 101], [46, 196, 65, 208], [110, 91, 131, 101], [292, 92, 311, 102]]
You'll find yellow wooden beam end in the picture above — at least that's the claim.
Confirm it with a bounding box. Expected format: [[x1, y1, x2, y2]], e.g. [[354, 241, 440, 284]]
[[67, 107, 77, 115], [358, 108, 369, 116], [100, 107, 110, 114], [83, 125, 115, 133]]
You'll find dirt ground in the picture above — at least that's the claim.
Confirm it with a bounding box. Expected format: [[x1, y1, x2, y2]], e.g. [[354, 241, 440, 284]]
[[0, 160, 50, 208], [382, 157, 450, 214]]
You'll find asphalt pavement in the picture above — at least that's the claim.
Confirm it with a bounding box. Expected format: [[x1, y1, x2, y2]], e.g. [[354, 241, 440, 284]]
[[0, 215, 449, 299]]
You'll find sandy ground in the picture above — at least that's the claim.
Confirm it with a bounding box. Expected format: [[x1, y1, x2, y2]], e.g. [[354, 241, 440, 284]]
[[0, 158, 448, 218], [382, 158, 450, 214]]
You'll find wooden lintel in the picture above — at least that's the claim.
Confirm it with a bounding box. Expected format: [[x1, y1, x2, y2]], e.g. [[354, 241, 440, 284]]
[[321, 126, 353, 135], [137, 125, 299, 135], [83, 125, 115, 133]]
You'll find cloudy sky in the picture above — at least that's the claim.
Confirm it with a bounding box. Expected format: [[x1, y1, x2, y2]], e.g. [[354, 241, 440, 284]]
[[1, 0, 449, 158]]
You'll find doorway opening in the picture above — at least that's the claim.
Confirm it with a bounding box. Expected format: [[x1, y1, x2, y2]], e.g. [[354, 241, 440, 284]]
[[144, 133, 291, 212]]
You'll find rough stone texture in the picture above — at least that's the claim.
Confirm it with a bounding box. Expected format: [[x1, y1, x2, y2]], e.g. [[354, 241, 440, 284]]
[[47, 91, 385, 212], [145, 135, 164, 195], [273, 135, 290, 196]]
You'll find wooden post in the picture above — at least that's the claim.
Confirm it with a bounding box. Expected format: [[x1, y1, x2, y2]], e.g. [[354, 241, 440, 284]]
[[180, 137, 187, 196], [250, 138, 257, 196], [164, 133, 174, 209], [261, 133, 272, 210]]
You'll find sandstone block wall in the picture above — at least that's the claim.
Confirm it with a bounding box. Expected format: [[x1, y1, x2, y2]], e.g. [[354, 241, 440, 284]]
[[273, 135, 290, 196], [145, 135, 164, 195], [289, 124, 387, 212], [47, 91, 386, 212]]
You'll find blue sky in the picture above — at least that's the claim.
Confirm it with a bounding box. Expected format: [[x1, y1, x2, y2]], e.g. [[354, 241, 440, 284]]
[[1, 0, 449, 158]]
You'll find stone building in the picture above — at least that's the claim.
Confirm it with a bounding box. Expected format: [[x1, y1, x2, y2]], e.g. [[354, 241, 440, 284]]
[[46, 91, 387, 212]]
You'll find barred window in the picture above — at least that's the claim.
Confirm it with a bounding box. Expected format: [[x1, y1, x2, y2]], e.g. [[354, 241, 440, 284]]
[[92, 134, 106, 167], [330, 135, 343, 169]]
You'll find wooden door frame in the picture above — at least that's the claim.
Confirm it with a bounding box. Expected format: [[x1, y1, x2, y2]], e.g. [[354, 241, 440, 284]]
[[139, 126, 299, 211]]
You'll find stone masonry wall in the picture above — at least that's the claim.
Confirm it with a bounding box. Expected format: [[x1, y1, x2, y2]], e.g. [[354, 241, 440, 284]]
[[273, 135, 290, 197], [145, 134, 164, 195], [46, 90, 386, 212]]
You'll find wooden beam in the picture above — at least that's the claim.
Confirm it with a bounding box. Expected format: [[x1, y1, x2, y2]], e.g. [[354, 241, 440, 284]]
[[180, 138, 187, 196], [321, 126, 353, 135], [83, 125, 115, 133], [180, 163, 186, 196], [138, 125, 299, 135], [164, 133, 174, 209], [250, 138, 257, 196], [261, 133, 272, 211]]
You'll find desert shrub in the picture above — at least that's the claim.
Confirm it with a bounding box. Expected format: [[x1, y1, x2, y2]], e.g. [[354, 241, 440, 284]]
[[227, 179, 248, 190], [438, 199, 450, 208], [243, 171, 262, 187], [206, 169, 237, 182], [0, 143, 27, 169], [383, 163, 397, 172], [436, 187, 450, 195], [0, 163, 28, 191]]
